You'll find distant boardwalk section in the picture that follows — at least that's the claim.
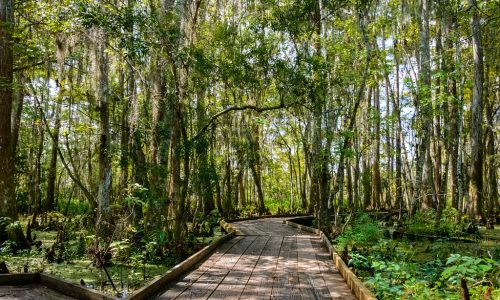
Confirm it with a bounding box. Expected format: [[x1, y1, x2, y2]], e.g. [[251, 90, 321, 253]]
[[0, 284, 74, 300], [157, 218, 356, 299]]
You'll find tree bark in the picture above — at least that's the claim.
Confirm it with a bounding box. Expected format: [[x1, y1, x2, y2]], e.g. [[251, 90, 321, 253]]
[[46, 34, 66, 212], [441, 5, 460, 211], [467, 0, 484, 220], [412, 0, 432, 215], [372, 86, 381, 209], [484, 66, 497, 224], [91, 19, 111, 222], [0, 0, 16, 219], [393, 37, 403, 217]]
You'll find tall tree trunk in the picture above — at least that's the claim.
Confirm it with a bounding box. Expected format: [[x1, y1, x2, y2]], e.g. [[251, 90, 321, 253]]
[[11, 75, 24, 160], [248, 124, 266, 214], [484, 66, 497, 225], [148, 53, 170, 225], [46, 35, 66, 212], [372, 86, 381, 209], [34, 120, 44, 214], [362, 87, 372, 209], [196, 90, 214, 215], [46, 97, 61, 212], [442, 6, 460, 211], [412, 0, 432, 215], [0, 0, 16, 220], [393, 37, 403, 217], [384, 75, 392, 209], [224, 151, 232, 214], [119, 65, 130, 200], [382, 33, 392, 210], [92, 21, 111, 223], [434, 24, 445, 225], [467, 0, 484, 220]]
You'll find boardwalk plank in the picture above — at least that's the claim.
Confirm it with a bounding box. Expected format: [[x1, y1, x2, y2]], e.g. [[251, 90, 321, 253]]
[[312, 238, 356, 300], [0, 284, 74, 300], [298, 236, 332, 300], [156, 218, 356, 300], [158, 236, 243, 299], [238, 235, 283, 300], [208, 235, 269, 299], [271, 235, 301, 300], [174, 236, 256, 300]]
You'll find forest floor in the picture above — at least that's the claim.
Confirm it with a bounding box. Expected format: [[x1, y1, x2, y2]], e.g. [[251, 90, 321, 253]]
[[0, 216, 224, 297]]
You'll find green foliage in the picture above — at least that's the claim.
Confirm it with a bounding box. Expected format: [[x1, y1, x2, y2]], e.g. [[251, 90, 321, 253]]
[[0, 217, 13, 229], [239, 204, 258, 217], [110, 239, 132, 263], [441, 254, 498, 286], [335, 213, 382, 249], [365, 265, 409, 298], [406, 208, 470, 237], [348, 253, 370, 271], [196, 210, 221, 237], [0, 240, 17, 254], [58, 200, 90, 215], [345, 236, 500, 300]]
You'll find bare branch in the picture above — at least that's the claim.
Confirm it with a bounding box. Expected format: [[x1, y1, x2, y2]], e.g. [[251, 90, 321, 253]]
[[191, 99, 287, 141]]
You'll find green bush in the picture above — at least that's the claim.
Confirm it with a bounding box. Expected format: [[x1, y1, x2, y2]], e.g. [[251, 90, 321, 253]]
[[406, 208, 470, 237], [441, 254, 498, 286], [335, 213, 382, 249]]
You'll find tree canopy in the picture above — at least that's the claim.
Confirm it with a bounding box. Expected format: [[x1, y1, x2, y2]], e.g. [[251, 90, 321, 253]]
[[0, 0, 498, 238]]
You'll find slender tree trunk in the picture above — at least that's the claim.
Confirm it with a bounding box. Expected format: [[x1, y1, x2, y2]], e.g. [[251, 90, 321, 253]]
[[434, 25, 445, 225], [442, 7, 460, 211], [34, 121, 44, 214], [119, 65, 130, 200], [353, 135, 361, 209], [11, 75, 24, 160], [196, 89, 214, 215], [393, 37, 403, 217], [297, 138, 307, 210], [484, 67, 497, 225], [363, 87, 372, 209], [372, 86, 381, 209], [381, 33, 392, 210], [168, 101, 186, 239], [46, 100, 61, 212], [91, 20, 111, 222], [468, 0, 484, 220], [347, 162, 353, 209], [384, 75, 392, 209], [412, 0, 432, 215], [46, 35, 66, 212], [224, 152, 232, 214]]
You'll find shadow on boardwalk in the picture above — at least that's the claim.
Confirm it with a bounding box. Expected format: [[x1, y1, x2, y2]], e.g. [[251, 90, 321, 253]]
[[157, 218, 356, 300]]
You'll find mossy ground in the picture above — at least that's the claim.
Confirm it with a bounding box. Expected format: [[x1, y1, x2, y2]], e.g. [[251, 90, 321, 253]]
[[1, 219, 223, 297]]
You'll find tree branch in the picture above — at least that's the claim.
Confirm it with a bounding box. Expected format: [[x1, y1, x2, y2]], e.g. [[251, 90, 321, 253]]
[[13, 59, 56, 72], [191, 99, 287, 141]]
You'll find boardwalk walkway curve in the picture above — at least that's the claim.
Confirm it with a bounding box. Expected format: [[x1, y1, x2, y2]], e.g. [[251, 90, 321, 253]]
[[156, 218, 356, 300]]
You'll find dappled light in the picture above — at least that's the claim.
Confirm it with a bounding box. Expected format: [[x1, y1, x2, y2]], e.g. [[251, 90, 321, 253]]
[[0, 0, 498, 298]]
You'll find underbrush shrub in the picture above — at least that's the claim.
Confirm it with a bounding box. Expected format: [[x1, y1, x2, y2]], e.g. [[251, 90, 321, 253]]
[[406, 208, 474, 238], [335, 213, 383, 251], [192, 210, 220, 237]]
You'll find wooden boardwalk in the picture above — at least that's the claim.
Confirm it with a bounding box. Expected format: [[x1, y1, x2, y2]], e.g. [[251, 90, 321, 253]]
[[0, 284, 74, 300], [157, 218, 355, 300]]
